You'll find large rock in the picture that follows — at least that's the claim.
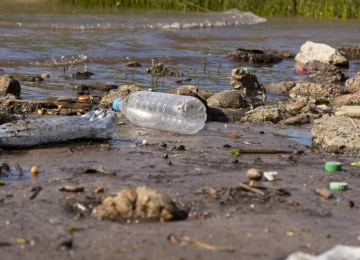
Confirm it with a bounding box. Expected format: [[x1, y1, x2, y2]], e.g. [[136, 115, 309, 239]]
[[100, 85, 142, 108], [345, 72, 360, 93], [306, 60, 348, 83], [266, 81, 296, 94], [335, 106, 360, 118], [289, 82, 344, 101], [226, 48, 283, 64], [311, 114, 360, 155], [241, 106, 284, 124], [0, 75, 21, 98], [333, 91, 360, 106], [338, 46, 360, 59], [295, 41, 349, 67], [206, 90, 247, 109], [230, 68, 266, 100], [0, 100, 57, 113]]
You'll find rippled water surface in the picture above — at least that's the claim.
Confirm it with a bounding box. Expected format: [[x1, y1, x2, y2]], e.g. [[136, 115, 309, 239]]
[[0, 0, 359, 104]]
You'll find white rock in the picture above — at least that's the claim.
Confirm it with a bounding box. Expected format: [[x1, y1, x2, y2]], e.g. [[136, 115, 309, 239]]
[[295, 41, 348, 67]]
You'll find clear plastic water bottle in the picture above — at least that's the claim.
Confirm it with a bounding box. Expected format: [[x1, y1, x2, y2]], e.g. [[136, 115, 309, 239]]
[[112, 91, 207, 134]]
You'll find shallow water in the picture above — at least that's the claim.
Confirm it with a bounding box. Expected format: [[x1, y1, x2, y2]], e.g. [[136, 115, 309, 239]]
[[0, 1, 359, 145]]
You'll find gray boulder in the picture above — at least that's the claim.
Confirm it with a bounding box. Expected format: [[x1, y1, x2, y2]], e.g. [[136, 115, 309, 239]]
[[289, 82, 344, 101], [206, 90, 247, 109], [230, 68, 266, 100], [266, 81, 296, 94], [333, 91, 360, 106], [295, 41, 349, 67], [312, 114, 360, 155], [345, 72, 360, 93], [0, 75, 21, 98]]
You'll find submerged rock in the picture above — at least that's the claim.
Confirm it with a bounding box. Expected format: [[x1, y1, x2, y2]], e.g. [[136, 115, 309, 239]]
[[295, 41, 349, 67], [312, 114, 360, 155], [72, 71, 94, 79], [226, 48, 283, 64], [345, 72, 360, 94]]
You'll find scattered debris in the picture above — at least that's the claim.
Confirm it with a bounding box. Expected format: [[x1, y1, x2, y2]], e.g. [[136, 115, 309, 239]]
[[315, 187, 332, 199], [59, 186, 84, 192]]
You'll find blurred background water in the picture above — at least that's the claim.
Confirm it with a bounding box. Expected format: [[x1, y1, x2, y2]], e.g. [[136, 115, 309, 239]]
[[0, 0, 359, 105]]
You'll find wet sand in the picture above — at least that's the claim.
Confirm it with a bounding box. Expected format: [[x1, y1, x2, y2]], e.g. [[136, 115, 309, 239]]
[[1, 117, 359, 260]]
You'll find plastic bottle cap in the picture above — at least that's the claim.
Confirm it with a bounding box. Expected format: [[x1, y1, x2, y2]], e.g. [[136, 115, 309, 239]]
[[112, 98, 123, 112], [329, 182, 347, 191], [324, 162, 342, 172]]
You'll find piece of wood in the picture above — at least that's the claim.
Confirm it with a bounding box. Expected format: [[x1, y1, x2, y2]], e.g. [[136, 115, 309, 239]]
[[237, 149, 304, 154], [238, 182, 265, 196], [315, 187, 332, 199]]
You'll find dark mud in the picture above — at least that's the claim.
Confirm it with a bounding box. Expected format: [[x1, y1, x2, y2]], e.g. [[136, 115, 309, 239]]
[[0, 117, 359, 260]]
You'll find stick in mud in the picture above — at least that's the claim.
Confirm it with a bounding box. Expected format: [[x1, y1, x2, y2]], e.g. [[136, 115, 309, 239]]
[[182, 236, 239, 252], [238, 183, 266, 196], [236, 149, 304, 154]]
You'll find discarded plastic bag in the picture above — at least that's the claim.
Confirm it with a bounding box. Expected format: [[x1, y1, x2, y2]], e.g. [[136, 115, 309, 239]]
[[0, 109, 117, 147], [286, 245, 360, 260]]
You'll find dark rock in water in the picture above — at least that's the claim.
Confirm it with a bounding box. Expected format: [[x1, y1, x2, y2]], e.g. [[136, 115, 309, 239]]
[[72, 71, 94, 79], [21, 77, 45, 82], [123, 61, 142, 67], [306, 61, 348, 83], [67, 83, 118, 93], [266, 81, 296, 94], [146, 63, 183, 77], [0, 75, 21, 98], [226, 48, 283, 64], [0, 112, 16, 125], [0, 69, 5, 74], [338, 46, 360, 60], [265, 49, 295, 59], [345, 72, 360, 94]]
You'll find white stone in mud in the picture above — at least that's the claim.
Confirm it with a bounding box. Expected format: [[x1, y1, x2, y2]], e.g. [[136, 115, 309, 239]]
[[295, 41, 348, 67]]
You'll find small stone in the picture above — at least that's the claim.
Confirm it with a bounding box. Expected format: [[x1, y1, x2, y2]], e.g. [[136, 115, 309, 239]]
[[142, 140, 148, 146], [246, 168, 263, 181], [95, 187, 104, 193], [226, 133, 240, 139], [30, 166, 39, 175]]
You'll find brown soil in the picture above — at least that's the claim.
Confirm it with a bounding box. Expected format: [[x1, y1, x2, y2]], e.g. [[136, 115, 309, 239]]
[[0, 118, 359, 260]]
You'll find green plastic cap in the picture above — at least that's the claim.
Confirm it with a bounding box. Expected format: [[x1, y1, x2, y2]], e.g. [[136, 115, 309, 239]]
[[329, 182, 348, 191], [325, 162, 342, 172]]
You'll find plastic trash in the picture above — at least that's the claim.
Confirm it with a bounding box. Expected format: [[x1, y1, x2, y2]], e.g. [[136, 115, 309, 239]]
[[112, 91, 207, 134], [286, 245, 360, 260], [0, 109, 117, 147]]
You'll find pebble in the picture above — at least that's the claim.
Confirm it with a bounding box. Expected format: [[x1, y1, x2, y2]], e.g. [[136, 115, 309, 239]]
[[246, 168, 263, 181]]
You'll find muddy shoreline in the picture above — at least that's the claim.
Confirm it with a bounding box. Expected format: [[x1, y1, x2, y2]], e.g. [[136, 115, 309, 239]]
[[1, 117, 359, 260]]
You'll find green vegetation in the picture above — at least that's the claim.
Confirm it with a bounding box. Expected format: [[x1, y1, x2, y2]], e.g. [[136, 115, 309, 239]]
[[55, 0, 360, 18]]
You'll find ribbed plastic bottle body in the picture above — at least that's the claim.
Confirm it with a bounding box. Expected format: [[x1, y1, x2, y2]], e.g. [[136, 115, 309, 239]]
[[118, 92, 207, 134]]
